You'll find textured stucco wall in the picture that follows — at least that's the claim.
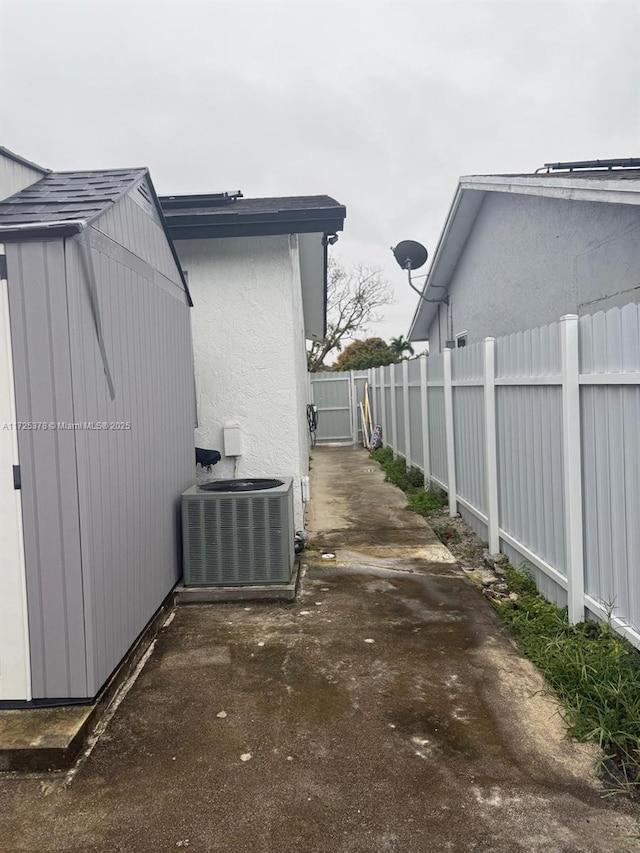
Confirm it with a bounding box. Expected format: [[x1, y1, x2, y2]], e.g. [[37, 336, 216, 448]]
[[174, 234, 311, 529], [428, 193, 640, 347]]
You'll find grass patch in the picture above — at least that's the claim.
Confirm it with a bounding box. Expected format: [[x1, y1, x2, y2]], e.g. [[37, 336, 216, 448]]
[[495, 565, 640, 797], [406, 490, 445, 516], [369, 447, 445, 515]]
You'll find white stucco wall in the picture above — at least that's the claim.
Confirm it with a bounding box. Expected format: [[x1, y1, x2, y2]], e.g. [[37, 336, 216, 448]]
[[428, 193, 640, 348], [174, 234, 311, 530]]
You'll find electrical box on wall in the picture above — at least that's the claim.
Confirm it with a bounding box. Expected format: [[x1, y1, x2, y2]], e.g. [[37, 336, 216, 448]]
[[223, 425, 242, 457]]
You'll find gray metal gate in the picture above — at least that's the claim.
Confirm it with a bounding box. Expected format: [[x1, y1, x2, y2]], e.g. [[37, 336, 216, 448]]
[[309, 370, 369, 444]]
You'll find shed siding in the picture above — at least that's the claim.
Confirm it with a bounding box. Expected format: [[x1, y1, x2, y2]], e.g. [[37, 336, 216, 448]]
[[6, 241, 87, 698], [6, 209, 195, 700], [95, 193, 180, 285], [427, 193, 640, 348], [0, 154, 43, 201], [65, 228, 194, 696]]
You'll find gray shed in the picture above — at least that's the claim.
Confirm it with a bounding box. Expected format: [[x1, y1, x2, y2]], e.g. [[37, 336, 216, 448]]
[[0, 167, 195, 705]]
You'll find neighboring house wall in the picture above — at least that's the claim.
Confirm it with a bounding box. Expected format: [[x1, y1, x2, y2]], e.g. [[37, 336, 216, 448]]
[[6, 219, 195, 700], [0, 153, 44, 200], [428, 193, 640, 348], [174, 234, 310, 530]]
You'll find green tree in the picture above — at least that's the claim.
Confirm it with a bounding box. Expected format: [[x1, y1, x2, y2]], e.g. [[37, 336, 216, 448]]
[[307, 259, 392, 372], [389, 335, 415, 360], [332, 337, 396, 371]]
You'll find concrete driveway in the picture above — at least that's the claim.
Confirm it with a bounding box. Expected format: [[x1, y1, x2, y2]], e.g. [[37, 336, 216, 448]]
[[0, 446, 637, 852]]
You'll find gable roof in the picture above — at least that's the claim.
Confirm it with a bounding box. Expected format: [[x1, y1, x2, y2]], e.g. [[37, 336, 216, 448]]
[[0, 168, 147, 236], [408, 166, 640, 341], [160, 193, 346, 240], [0, 167, 192, 305]]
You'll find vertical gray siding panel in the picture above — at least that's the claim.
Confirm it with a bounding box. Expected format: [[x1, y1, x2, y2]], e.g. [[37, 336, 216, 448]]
[[0, 154, 43, 200], [7, 241, 87, 698], [96, 194, 179, 284], [65, 227, 194, 695]]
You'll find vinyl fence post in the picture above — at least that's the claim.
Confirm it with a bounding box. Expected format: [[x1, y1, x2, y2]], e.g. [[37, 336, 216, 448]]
[[402, 359, 412, 468], [380, 367, 388, 449], [483, 337, 500, 553], [390, 363, 398, 457], [560, 314, 585, 624], [420, 355, 431, 488], [443, 347, 457, 517], [350, 371, 358, 446], [367, 367, 376, 435]]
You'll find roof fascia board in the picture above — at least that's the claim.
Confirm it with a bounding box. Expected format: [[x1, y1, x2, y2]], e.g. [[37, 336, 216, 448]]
[[460, 175, 640, 205], [169, 218, 345, 241]]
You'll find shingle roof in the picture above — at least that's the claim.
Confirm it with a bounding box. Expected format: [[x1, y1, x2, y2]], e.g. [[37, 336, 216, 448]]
[[0, 168, 147, 229], [0, 166, 193, 304], [160, 193, 346, 239]]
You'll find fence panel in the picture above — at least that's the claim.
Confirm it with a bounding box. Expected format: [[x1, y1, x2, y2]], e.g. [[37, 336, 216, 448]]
[[393, 363, 406, 456], [495, 322, 567, 604], [451, 343, 485, 519], [453, 387, 486, 514], [580, 304, 640, 637], [407, 358, 424, 468]]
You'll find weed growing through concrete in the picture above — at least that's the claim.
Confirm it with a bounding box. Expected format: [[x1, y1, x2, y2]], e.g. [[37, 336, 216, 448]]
[[496, 565, 640, 799]]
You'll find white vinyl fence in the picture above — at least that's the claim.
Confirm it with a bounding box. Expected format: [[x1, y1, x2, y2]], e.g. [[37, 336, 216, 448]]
[[369, 306, 640, 648]]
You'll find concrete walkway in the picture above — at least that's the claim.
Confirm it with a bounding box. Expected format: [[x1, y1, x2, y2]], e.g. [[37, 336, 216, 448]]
[[0, 446, 637, 852]]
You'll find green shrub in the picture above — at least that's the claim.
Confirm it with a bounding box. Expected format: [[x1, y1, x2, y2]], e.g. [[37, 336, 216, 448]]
[[406, 489, 445, 516], [369, 448, 425, 493], [370, 447, 393, 465]]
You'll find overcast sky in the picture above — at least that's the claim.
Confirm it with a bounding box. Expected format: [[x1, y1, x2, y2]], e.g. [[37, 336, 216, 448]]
[[2, 0, 639, 344]]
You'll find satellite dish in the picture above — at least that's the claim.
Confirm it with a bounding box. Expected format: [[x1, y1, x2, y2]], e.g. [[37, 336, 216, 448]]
[[392, 240, 428, 271]]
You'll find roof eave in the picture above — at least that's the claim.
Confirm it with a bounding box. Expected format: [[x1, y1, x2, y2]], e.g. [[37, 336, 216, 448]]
[[459, 174, 640, 205], [0, 220, 85, 241], [167, 212, 346, 241]]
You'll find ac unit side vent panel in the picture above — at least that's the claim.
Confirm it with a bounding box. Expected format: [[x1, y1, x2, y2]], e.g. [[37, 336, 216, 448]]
[[181, 478, 294, 586]]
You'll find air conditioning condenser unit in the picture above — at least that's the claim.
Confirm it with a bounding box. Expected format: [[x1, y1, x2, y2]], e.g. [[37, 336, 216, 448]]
[[181, 477, 295, 586]]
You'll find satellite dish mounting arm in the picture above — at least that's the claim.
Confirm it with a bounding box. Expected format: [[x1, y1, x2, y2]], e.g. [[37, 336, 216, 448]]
[[391, 241, 448, 304]]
